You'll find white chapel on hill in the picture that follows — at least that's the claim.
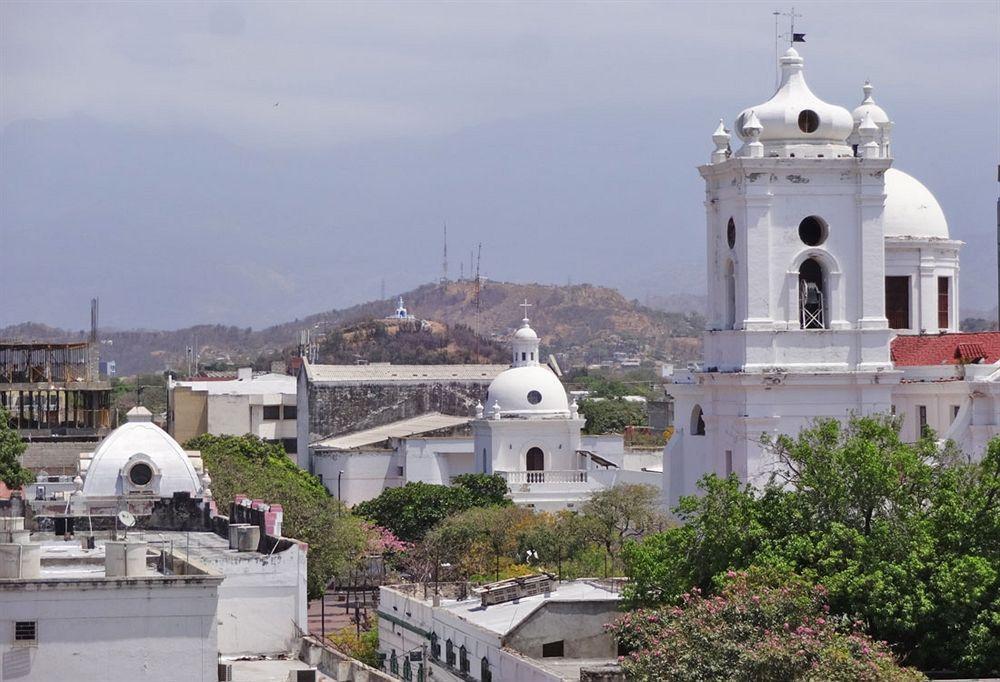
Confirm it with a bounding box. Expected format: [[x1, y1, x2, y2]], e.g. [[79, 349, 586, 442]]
[[664, 46, 1000, 508]]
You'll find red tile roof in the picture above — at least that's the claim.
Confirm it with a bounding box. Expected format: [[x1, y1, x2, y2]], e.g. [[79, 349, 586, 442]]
[[891, 332, 1000, 367]]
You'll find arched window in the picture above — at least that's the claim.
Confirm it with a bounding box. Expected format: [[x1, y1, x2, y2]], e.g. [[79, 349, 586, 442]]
[[691, 405, 706, 436], [445, 640, 455, 667], [724, 260, 736, 329], [459, 645, 470, 674], [526, 447, 544, 483], [482, 657, 493, 682], [390, 650, 399, 675], [403, 656, 412, 681], [799, 258, 826, 329], [430, 633, 440, 660]]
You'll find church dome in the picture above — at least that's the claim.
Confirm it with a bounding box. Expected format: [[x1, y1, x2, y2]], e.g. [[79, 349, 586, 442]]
[[852, 81, 890, 127], [81, 414, 204, 498], [883, 168, 949, 239], [735, 48, 854, 157], [514, 324, 538, 341], [485, 365, 570, 417]]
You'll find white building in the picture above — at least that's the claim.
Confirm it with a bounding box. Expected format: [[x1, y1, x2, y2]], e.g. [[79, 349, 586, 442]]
[[311, 312, 661, 510], [168, 368, 298, 454], [379, 576, 622, 682], [665, 46, 997, 508]]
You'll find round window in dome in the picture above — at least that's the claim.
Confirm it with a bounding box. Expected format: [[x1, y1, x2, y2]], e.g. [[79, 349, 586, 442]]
[[726, 218, 736, 249], [798, 216, 828, 246], [128, 462, 153, 486], [798, 109, 819, 133], [527, 390, 542, 405]]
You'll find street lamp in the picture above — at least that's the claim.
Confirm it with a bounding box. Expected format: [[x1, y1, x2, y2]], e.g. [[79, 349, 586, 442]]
[[337, 470, 344, 515]]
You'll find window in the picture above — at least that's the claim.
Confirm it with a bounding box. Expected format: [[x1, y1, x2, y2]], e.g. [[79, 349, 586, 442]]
[[262, 405, 281, 420], [459, 645, 469, 674], [526, 447, 544, 482], [445, 640, 455, 667], [127, 462, 153, 486], [389, 651, 399, 675], [798, 109, 819, 133], [938, 277, 950, 330], [527, 390, 542, 405], [542, 640, 565, 658], [691, 405, 705, 436], [885, 276, 910, 330], [724, 259, 736, 330], [282, 405, 297, 420], [403, 656, 412, 681], [521, 352, 527, 361], [798, 216, 827, 246], [799, 258, 826, 329], [951, 405, 961, 423], [725, 450, 733, 477], [726, 217, 736, 249], [282, 438, 297, 454], [918, 405, 928, 435], [14, 621, 36, 643], [482, 657, 492, 682], [430, 633, 440, 660]]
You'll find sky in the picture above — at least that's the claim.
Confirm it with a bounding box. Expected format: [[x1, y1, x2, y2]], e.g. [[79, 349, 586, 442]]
[[1, 1, 997, 330]]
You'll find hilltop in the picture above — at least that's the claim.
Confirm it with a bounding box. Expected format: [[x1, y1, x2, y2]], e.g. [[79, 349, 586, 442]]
[[317, 318, 508, 365], [0, 281, 703, 374]]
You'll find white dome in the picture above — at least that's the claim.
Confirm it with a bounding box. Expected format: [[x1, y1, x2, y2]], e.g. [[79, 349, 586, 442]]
[[883, 168, 949, 239], [735, 48, 854, 157], [81, 421, 204, 498], [485, 365, 570, 417], [514, 324, 538, 341], [852, 82, 890, 127]]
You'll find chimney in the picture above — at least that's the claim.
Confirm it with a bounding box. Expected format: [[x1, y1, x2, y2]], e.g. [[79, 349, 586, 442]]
[[237, 367, 253, 382]]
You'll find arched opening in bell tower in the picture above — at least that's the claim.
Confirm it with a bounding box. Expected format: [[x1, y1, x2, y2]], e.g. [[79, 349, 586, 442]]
[[798, 258, 827, 329], [691, 405, 706, 436]]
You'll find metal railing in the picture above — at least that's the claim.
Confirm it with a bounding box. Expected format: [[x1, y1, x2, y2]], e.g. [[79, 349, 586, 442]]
[[497, 470, 589, 485]]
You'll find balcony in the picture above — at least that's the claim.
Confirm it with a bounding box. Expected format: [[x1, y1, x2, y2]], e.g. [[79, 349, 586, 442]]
[[497, 470, 589, 485]]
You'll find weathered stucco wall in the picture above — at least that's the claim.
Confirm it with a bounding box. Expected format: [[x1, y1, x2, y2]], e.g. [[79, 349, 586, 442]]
[[307, 382, 490, 441], [505, 601, 620, 660]]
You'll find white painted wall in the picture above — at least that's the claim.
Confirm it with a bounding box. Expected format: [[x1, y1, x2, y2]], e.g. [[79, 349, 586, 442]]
[[0, 578, 221, 682], [402, 438, 476, 485], [312, 449, 403, 507]]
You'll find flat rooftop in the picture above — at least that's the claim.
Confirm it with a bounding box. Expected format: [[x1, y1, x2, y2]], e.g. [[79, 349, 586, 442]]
[[173, 373, 296, 396], [305, 361, 507, 384]]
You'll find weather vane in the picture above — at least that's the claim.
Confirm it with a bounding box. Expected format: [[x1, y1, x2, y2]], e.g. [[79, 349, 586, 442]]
[[773, 7, 806, 87]]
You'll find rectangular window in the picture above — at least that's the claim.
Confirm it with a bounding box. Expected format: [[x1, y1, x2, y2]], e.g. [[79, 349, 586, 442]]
[[724, 450, 733, 477], [282, 405, 297, 420], [282, 438, 297, 454], [885, 276, 910, 329], [262, 405, 281, 420], [14, 621, 36, 643], [918, 405, 928, 434], [938, 277, 950, 330], [542, 641, 565, 658], [951, 405, 961, 422]]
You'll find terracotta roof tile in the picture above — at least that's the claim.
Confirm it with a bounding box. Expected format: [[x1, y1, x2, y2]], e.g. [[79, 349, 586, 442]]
[[891, 332, 1000, 367]]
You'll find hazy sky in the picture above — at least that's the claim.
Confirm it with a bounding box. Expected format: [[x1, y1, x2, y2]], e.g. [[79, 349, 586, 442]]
[[1, 1, 997, 330]]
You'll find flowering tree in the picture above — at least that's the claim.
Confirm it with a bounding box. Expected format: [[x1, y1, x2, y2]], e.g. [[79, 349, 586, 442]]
[[607, 570, 924, 681]]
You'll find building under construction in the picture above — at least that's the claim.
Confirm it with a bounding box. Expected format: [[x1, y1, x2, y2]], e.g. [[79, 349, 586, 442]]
[[0, 341, 112, 438]]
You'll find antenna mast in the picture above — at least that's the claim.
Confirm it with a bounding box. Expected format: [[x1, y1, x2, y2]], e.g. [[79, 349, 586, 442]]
[[442, 222, 449, 283], [474, 243, 482, 362]]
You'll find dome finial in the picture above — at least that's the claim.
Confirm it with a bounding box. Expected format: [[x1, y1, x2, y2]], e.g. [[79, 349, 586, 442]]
[[519, 298, 533, 325], [862, 80, 874, 104]]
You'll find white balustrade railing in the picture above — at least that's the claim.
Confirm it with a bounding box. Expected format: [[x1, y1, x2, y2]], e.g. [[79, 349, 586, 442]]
[[497, 470, 589, 485]]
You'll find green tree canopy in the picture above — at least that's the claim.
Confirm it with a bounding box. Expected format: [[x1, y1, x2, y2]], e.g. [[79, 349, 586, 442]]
[[578, 398, 647, 434], [186, 433, 367, 599], [0, 406, 32, 489], [621, 416, 1000, 676], [353, 473, 511, 542]]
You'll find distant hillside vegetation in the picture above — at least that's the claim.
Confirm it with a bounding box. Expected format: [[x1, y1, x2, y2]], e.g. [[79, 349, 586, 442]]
[[1, 281, 703, 374], [318, 319, 508, 365]]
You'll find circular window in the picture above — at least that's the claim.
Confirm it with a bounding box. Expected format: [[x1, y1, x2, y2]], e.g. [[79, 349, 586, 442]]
[[128, 462, 153, 486], [798, 109, 819, 133], [726, 218, 736, 249], [527, 390, 542, 405], [798, 216, 828, 246]]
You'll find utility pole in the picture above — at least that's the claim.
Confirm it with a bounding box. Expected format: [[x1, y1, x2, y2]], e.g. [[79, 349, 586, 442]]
[[442, 223, 449, 283], [474, 243, 482, 362]]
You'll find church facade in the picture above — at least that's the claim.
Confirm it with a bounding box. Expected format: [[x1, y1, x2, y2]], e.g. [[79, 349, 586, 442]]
[[665, 47, 996, 508]]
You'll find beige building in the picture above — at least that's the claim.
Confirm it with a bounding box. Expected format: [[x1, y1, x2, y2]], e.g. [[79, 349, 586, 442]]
[[168, 368, 298, 453]]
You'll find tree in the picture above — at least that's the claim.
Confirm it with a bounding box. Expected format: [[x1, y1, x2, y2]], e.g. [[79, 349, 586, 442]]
[[353, 474, 510, 542], [187, 434, 368, 599], [607, 569, 924, 681], [581, 483, 665, 577], [620, 416, 1000, 676], [520, 510, 590, 580], [578, 398, 647, 434], [0, 407, 32, 490]]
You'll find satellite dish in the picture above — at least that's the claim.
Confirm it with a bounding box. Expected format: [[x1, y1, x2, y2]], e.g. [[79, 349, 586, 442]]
[[117, 510, 136, 528]]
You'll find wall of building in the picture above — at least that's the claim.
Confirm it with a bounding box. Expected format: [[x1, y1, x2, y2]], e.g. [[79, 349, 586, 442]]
[[206, 393, 251, 436], [402, 438, 476, 485], [312, 450, 403, 507], [505, 601, 620, 659], [170, 385, 209, 444], [0, 578, 220, 682], [192, 540, 309, 655]]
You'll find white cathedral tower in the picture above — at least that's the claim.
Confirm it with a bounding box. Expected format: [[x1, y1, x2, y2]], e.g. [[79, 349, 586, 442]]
[[664, 47, 940, 507]]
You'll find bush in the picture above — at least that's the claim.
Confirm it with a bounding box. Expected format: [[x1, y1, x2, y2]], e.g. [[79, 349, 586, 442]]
[[607, 570, 924, 681]]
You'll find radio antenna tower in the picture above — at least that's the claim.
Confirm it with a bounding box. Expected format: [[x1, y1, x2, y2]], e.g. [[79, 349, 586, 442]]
[[474, 243, 482, 361], [441, 222, 449, 283]]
